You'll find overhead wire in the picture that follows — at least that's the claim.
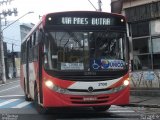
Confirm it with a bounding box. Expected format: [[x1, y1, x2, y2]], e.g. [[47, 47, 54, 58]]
[[88, 0, 98, 11]]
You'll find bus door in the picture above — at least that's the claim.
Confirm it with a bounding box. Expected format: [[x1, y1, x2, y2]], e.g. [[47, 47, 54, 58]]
[[38, 31, 43, 104], [26, 40, 30, 94]]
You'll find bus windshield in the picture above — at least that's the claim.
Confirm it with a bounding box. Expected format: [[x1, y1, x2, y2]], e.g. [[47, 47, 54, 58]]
[[43, 31, 127, 71]]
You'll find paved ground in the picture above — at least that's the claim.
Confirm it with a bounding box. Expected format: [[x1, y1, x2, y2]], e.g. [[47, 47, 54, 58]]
[[129, 96, 160, 108], [0, 77, 19, 84]]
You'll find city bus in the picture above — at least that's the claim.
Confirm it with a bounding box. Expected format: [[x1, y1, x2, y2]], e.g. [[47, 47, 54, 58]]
[[20, 11, 130, 113]]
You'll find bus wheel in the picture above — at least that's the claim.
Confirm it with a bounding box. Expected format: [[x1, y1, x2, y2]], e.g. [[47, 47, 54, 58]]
[[24, 82, 31, 101], [92, 105, 111, 112], [34, 87, 48, 114]]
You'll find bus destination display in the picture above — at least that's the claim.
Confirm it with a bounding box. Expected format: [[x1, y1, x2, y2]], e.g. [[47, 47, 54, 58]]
[[46, 15, 125, 26], [61, 17, 111, 25]]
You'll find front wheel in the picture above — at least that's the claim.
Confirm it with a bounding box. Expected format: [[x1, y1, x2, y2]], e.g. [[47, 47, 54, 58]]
[[92, 105, 111, 112], [24, 81, 32, 101]]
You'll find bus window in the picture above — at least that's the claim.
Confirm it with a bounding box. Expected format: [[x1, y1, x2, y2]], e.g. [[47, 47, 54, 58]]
[[89, 32, 125, 60]]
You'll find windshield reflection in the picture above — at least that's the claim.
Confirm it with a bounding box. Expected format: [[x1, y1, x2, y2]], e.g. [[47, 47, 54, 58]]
[[43, 31, 127, 71]]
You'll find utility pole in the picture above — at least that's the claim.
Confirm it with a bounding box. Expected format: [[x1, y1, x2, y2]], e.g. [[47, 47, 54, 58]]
[[0, 15, 6, 83], [98, 0, 102, 12], [0, 0, 18, 83], [12, 43, 16, 78]]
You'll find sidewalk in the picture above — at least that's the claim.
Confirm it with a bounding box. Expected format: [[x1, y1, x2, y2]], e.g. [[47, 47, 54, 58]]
[[129, 88, 160, 108], [129, 95, 160, 108]]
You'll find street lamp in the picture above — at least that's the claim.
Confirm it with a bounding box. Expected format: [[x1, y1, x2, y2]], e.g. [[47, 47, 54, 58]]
[[2, 11, 34, 31], [0, 11, 34, 83]]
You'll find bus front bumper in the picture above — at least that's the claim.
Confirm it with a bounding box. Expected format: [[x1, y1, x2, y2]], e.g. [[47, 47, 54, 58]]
[[42, 86, 130, 108]]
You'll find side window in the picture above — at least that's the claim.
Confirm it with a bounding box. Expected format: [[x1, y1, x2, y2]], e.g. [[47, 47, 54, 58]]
[[36, 31, 39, 45], [29, 36, 32, 48], [33, 45, 38, 61], [37, 29, 43, 43], [33, 32, 38, 61], [33, 32, 36, 46], [29, 36, 33, 62], [21, 41, 26, 64], [27, 32, 40, 62]]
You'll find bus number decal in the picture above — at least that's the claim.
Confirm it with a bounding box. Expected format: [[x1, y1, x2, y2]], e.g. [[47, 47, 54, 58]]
[[98, 82, 108, 86]]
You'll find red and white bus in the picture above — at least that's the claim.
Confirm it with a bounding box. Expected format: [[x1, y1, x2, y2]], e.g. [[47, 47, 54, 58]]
[[20, 11, 130, 113]]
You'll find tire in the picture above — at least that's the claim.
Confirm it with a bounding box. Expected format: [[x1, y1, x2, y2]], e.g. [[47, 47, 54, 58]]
[[92, 105, 111, 112], [34, 86, 48, 114], [24, 81, 32, 101], [24, 91, 31, 101]]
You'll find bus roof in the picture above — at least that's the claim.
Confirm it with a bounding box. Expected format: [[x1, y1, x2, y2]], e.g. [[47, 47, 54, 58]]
[[44, 11, 125, 18]]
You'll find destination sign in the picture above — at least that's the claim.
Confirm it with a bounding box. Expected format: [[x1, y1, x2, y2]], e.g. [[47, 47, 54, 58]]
[[61, 17, 111, 25], [45, 12, 126, 27]]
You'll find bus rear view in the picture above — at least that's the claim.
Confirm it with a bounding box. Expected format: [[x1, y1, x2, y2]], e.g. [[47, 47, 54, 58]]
[[21, 11, 130, 113]]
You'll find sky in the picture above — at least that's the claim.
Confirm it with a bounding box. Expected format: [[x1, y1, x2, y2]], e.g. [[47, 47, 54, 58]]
[[5, 0, 111, 24], [0, 0, 111, 51]]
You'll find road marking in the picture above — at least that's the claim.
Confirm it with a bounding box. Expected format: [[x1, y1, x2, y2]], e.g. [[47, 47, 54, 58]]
[[110, 107, 131, 110], [109, 110, 135, 113], [0, 99, 33, 109], [0, 99, 135, 113], [12, 101, 31, 108], [109, 106, 135, 113], [0, 80, 19, 87], [0, 95, 24, 98], [0, 99, 18, 106], [0, 85, 20, 93]]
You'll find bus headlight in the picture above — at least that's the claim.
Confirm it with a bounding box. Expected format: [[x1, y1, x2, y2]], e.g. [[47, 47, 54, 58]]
[[123, 80, 129, 86], [45, 80, 66, 94], [45, 80, 54, 89]]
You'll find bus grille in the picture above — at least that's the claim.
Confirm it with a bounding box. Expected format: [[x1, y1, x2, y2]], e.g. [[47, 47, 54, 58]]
[[67, 88, 111, 92], [70, 96, 109, 104], [58, 76, 118, 81]]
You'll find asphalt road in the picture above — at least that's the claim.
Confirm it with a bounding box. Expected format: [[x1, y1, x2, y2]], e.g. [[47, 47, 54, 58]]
[[0, 79, 159, 120], [0, 80, 24, 99]]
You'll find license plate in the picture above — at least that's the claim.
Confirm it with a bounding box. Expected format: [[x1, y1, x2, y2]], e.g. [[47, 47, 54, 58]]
[[83, 97, 97, 101]]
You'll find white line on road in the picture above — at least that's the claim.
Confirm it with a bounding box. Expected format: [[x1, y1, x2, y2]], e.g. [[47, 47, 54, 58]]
[[0, 95, 24, 98], [110, 107, 131, 110], [0, 85, 20, 93], [0, 80, 19, 87], [109, 110, 135, 113], [12, 101, 31, 108], [0, 99, 18, 106]]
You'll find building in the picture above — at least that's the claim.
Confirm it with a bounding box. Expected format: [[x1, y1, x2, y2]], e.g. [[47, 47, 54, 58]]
[[1, 22, 34, 79], [20, 23, 34, 41], [6, 51, 20, 78], [3, 21, 21, 52], [111, 0, 160, 89]]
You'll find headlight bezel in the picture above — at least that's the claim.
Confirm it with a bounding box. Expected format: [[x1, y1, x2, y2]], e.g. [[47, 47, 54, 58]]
[[45, 80, 66, 94]]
